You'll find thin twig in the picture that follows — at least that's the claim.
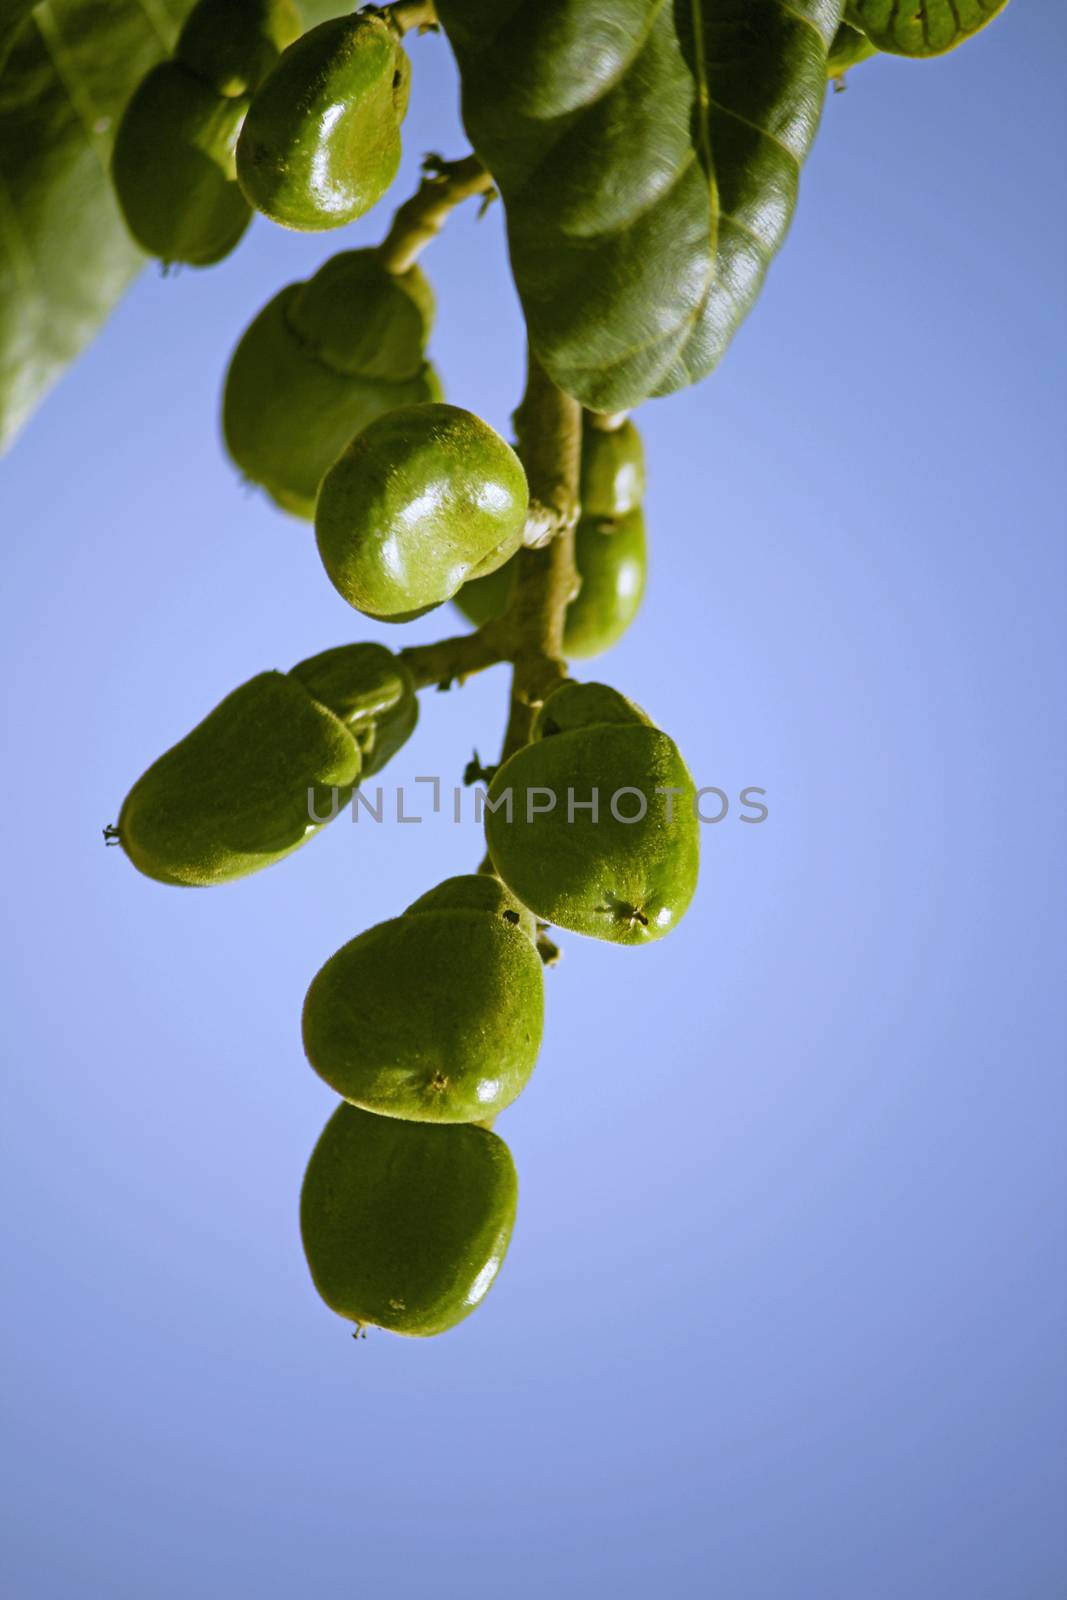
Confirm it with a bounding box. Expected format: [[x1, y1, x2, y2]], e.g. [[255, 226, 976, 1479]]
[[377, 154, 495, 275]]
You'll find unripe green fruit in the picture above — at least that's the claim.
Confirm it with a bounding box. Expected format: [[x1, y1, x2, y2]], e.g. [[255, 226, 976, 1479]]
[[222, 252, 440, 520], [289, 642, 418, 777], [450, 552, 514, 630], [315, 403, 529, 620], [301, 1102, 518, 1337], [485, 681, 699, 945], [286, 249, 434, 381], [565, 511, 647, 657], [176, 0, 300, 98], [580, 419, 645, 519], [827, 21, 877, 79], [117, 647, 416, 885], [236, 15, 410, 230], [454, 508, 647, 660], [303, 875, 543, 1123], [111, 62, 251, 266]]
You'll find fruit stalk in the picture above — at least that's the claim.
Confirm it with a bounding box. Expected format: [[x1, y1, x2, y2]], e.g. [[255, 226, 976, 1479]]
[[377, 154, 494, 275], [496, 347, 580, 757]]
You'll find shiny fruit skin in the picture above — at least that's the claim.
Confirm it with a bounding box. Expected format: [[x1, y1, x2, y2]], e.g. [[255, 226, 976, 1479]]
[[236, 15, 409, 230], [453, 508, 646, 659], [315, 402, 529, 619], [300, 1103, 518, 1336]]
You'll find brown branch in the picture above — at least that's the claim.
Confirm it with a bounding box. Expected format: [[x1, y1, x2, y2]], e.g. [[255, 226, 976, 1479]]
[[377, 154, 495, 276]]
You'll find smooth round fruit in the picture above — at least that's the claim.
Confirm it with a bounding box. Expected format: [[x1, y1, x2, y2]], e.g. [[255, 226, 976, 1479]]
[[580, 418, 645, 519], [222, 256, 440, 520], [111, 62, 251, 266], [303, 875, 543, 1123], [454, 508, 647, 659], [315, 403, 529, 619], [300, 1102, 518, 1337], [236, 15, 409, 230], [484, 681, 699, 944], [176, 0, 300, 97]]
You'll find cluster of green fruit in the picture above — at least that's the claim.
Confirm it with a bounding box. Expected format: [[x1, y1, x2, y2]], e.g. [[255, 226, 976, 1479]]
[[112, 0, 413, 266], [102, 0, 1011, 1338], [115, 639, 698, 1335], [110, 0, 698, 1327]]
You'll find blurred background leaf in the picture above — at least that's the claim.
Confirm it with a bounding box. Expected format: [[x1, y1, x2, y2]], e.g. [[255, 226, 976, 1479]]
[[0, 0, 347, 455]]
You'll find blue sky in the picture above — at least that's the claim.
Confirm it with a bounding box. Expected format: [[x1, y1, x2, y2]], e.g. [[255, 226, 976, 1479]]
[[1, 8, 1064, 1597]]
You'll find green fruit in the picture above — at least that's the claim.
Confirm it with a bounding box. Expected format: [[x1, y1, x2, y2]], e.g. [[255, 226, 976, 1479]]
[[827, 21, 877, 80], [303, 875, 543, 1123], [116, 647, 417, 885], [484, 681, 699, 945], [222, 252, 441, 520], [111, 62, 251, 266], [452, 556, 515, 631], [176, 0, 300, 98], [454, 508, 647, 660], [580, 419, 645, 520], [236, 15, 410, 231], [285, 248, 434, 381], [288, 642, 418, 777], [301, 1102, 518, 1337], [315, 403, 529, 620], [564, 508, 648, 658]]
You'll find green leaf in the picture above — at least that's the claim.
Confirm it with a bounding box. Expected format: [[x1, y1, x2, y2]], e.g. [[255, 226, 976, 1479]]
[[0, 0, 346, 455], [436, 0, 843, 411], [0, 0, 194, 453], [845, 1, 1009, 58]]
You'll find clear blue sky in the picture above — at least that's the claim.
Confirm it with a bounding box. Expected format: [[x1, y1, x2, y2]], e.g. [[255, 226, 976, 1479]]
[[1, 9, 1064, 1597]]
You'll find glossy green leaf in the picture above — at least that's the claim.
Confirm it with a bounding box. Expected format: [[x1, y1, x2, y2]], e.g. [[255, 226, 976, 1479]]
[[845, 0, 1009, 57], [436, 0, 843, 411]]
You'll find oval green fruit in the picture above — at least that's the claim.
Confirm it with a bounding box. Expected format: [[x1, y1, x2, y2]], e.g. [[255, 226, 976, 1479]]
[[236, 14, 409, 230], [454, 508, 647, 660], [580, 418, 645, 520], [300, 1102, 518, 1337], [565, 509, 647, 658], [484, 681, 699, 945], [303, 875, 543, 1123], [176, 0, 300, 98], [111, 62, 251, 266], [116, 646, 417, 885], [222, 254, 440, 520], [315, 403, 529, 619]]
